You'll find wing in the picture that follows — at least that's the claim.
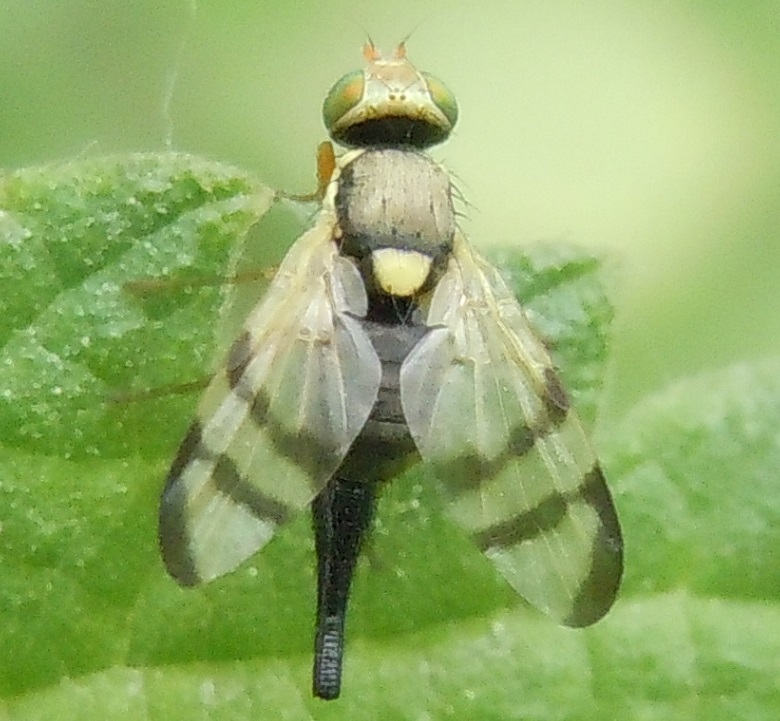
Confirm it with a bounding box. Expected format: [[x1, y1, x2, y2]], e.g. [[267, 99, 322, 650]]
[[401, 232, 622, 626], [159, 212, 381, 585]]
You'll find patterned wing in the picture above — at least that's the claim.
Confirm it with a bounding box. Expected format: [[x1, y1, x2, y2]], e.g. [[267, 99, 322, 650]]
[[159, 213, 381, 585], [401, 233, 622, 626]]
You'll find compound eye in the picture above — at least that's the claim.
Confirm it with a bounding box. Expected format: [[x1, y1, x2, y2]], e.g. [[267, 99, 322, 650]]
[[322, 70, 365, 133], [421, 72, 458, 129]]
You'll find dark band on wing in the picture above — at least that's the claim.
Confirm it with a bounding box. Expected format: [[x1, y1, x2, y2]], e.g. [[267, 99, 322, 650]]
[[563, 466, 623, 627], [211, 453, 293, 526], [250, 391, 343, 483], [226, 331, 254, 397], [163, 420, 293, 527], [474, 488, 566, 551], [165, 422, 204, 487], [543, 368, 570, 423], [159, 423, 205, 585], [437, 402, 568, 494], [225, 331, 348, 481], [580, 465, 622, 542], [473, 463, 610, 552]]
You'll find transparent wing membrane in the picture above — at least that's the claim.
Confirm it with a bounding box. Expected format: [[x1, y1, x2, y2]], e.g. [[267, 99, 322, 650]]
[[159, 214, 381, 584], [402, 233, 622, 625]]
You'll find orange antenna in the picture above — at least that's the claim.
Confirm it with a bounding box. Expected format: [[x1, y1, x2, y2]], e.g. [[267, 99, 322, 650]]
[[393, 41, 408, 60], [363, 39, 380, 62]]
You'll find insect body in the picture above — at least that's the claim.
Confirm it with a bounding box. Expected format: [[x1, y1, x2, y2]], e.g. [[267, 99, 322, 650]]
[[159, 42, 623, 701]]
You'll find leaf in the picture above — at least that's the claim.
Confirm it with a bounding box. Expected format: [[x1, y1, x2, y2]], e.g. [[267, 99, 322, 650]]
[[0, 152, 607, 717], [597, 358, 780, 720], [606, 360, 780, 602], [0, 153, 275, 460], [4, 153, 775, 719]]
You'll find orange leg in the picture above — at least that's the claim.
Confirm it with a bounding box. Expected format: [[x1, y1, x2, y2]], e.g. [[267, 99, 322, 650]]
[[278, 141, 336, 202]]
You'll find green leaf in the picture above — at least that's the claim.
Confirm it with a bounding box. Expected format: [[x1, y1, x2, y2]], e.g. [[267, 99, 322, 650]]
[[3, 153, 775, 719], [599, 358, 780, 720], [0, 154, 275, 460], [607, 360, 780, 603]]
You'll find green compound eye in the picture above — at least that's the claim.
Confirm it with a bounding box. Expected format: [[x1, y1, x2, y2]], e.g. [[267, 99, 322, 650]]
[[421, 71, 458, 129], [322, 70, 365, 134]]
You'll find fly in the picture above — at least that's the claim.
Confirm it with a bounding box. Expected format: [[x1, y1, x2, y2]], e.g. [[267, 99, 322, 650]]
[[158, 41, 623, 700]]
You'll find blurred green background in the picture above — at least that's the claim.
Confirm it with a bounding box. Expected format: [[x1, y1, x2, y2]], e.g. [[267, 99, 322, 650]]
[[1, 0, 778, 424]]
